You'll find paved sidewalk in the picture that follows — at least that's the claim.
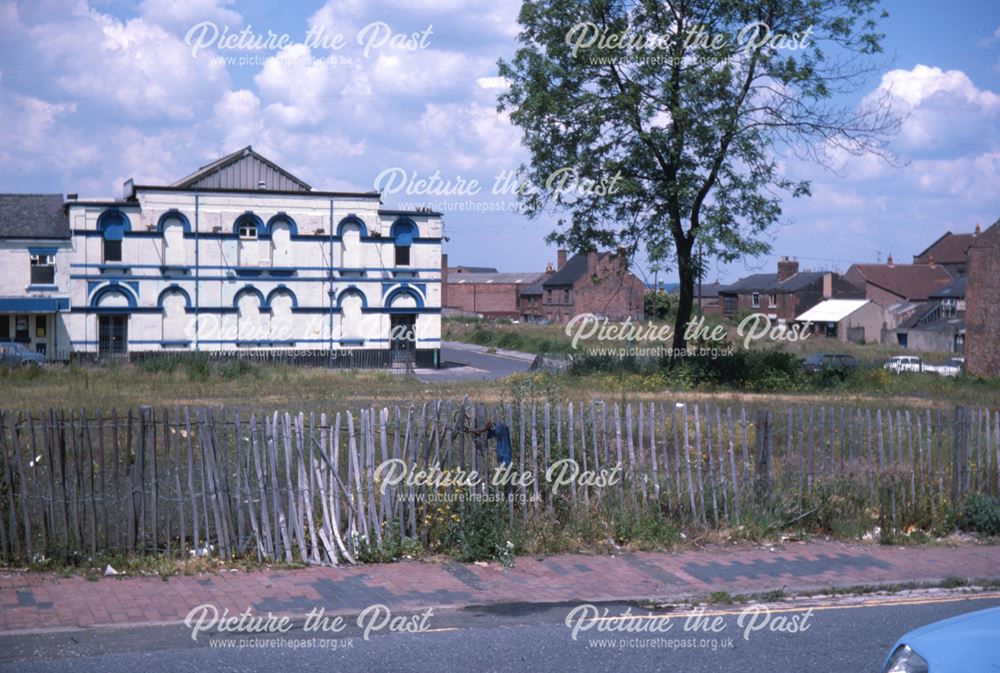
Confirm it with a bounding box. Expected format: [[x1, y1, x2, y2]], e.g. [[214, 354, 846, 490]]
[[2, 541, 998, 633]]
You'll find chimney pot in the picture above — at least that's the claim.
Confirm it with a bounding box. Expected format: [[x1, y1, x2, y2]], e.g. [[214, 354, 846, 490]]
[[887, 254, 894, 267], [975, 222, 981, 236]]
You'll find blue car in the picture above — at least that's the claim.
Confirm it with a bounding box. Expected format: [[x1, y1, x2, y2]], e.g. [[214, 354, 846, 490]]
[[884, 606, 1000, 672], [0, 342, 45, 366]]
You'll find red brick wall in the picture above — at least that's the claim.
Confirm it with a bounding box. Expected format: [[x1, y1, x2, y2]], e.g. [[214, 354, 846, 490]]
[[965, 223, 1000, 376], [571, 255, 646, 321], [444, 282, 522, 318]]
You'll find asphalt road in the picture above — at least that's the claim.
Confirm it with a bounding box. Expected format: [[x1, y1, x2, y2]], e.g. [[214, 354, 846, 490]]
[[415, 342, 534, 381], [3, 593, 997, 673]]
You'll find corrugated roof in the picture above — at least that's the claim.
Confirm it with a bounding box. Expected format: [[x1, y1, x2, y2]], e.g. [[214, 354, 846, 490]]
[[449, 272, 544, 285], [796, 299, 871, 322], [172, 146, 312, 191], [0, 194, 69, 239]]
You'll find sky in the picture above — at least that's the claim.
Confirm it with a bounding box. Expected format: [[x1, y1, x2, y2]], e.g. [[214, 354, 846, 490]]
[[0, 0, 998, 284]]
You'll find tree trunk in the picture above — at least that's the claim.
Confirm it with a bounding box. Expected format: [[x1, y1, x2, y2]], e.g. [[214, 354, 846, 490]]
[[672, 236, 695, 351]]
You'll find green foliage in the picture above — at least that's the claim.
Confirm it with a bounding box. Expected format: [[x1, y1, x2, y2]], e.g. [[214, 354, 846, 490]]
[[355, 528, 424, 564], [959, 493, 1000, 537], [644, 291, 674, 321], [457, 499, 514, 565], [612, 511, 681, 550], [498, 0, 893, 347]]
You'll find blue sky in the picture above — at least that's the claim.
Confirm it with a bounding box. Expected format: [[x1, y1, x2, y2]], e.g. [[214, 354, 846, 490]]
[[1, 0, 998, 284]]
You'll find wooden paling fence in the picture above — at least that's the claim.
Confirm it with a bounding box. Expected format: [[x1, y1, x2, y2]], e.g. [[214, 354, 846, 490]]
[[0, 401, 996, 565]]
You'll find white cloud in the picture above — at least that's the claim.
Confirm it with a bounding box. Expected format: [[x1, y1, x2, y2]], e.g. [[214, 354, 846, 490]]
[[138, 0, 241, 31], [865, 64, 1000, 156]]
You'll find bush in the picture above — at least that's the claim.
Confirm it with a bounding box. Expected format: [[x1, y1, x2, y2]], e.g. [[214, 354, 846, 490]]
[[457, 498, 513, 565], [959, 493, 1000, 537]]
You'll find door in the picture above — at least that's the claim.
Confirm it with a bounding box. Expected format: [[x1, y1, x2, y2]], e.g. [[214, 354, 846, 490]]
[[98, 315, 128, 354], [390, 314, 416, 364]]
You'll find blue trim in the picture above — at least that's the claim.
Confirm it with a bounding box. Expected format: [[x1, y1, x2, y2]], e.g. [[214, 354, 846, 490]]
[[157, 284, 193, 309], [233, 285, 267, 311], [71, 262, 443, 273], [26, 284, 59, 292], [233, 212, 264, 236], [390, 217, 418, 246], [384, 285, 425, 308], [90, 283, 138, 309], [98, 209, 131, 241], [337, 214, 367, 237], [161, 340, 192, 347], [28, 247, 59, 256], [362, 307, 440, 314], [266, 212, 298, 236], [71, 273, 440, 284], [0, 297, 69, 312], [265, 286, 298, 309], [335, 287, 368, 308], [157, 209, 192, 233]]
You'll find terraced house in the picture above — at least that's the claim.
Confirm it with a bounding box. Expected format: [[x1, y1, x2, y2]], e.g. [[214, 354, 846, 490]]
[[0, 147, 443, 367]]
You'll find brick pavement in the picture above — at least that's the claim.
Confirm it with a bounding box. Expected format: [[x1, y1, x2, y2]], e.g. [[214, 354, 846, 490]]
[[1, 540, 998, 633]]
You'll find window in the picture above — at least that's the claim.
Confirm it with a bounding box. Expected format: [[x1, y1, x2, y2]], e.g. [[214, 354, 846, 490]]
[[751, 291, 760, 308], [563, 289, 570, 304], [394, 244, 410, 266], [239, 221, 258, 239], [30, 254, 55, 285], [104, 239, 122, 263], [34, 315, 46, 338], [0, 315, 8, 339], [546, 290, 552, 304], [768, 293, 777, 308]]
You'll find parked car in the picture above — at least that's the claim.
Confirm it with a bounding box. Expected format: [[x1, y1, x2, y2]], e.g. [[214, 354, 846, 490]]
[[802, 353, 859, 374], [884, 606, 1000, 672], [923, 357, 965, 377], [884, 355, 924, 373], [0, 342, 45, 366]]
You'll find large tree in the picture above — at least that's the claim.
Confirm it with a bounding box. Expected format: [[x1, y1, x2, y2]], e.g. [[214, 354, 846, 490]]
[[498, 0, 898, 350]]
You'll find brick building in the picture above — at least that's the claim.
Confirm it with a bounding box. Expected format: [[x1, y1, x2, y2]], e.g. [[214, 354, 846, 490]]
[[521, 249, 645, 322], [719, 257, 862, 323], [965, 220, 1000, 376], [912, 225, 982, 277], [843, 258, 953, 307], [441, 253, 544, 319]]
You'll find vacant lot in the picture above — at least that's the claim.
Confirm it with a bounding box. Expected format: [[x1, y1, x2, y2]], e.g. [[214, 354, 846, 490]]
[[1, 355, 997, 412]]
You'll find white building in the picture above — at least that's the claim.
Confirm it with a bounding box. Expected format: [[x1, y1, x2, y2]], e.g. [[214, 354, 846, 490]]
[[0, 147, 443, 366]]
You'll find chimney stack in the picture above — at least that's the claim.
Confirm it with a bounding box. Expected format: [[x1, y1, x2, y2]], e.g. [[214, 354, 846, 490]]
[[587, 249, 599, 274], [975, 222, 981, 236], [557, 249, 567, 270], [822, 272, 833, 298], [777, 256, 799, 281]]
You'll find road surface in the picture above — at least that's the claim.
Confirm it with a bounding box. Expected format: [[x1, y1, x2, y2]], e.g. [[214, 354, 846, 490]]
[[3, 592, 997, 673]]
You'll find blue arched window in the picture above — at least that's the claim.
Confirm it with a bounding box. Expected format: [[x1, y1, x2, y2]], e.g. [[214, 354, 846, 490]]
[[391, 218, 417, 267], [98, 210, 131, 263]]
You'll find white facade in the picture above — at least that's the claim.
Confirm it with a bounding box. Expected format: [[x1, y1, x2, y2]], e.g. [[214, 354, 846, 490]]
[[0, 149, 443, 365]]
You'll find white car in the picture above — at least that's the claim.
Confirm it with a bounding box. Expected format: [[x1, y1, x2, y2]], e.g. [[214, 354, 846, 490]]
[[923, 357, 964, 377], [884, 356, 923, 373]]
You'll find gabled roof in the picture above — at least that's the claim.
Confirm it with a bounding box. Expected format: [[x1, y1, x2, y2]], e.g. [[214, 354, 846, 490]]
[[913, 231, 975, 265], [970, 219, 1000, 250], [171, 146, 312, 192], [0, 194, 69, 239], [449, 266, 499, 274], [719, 271, 825, 294], [796, 299, 871, 323], [543, 252, 609, 286], [848, 263, 952, 301]]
